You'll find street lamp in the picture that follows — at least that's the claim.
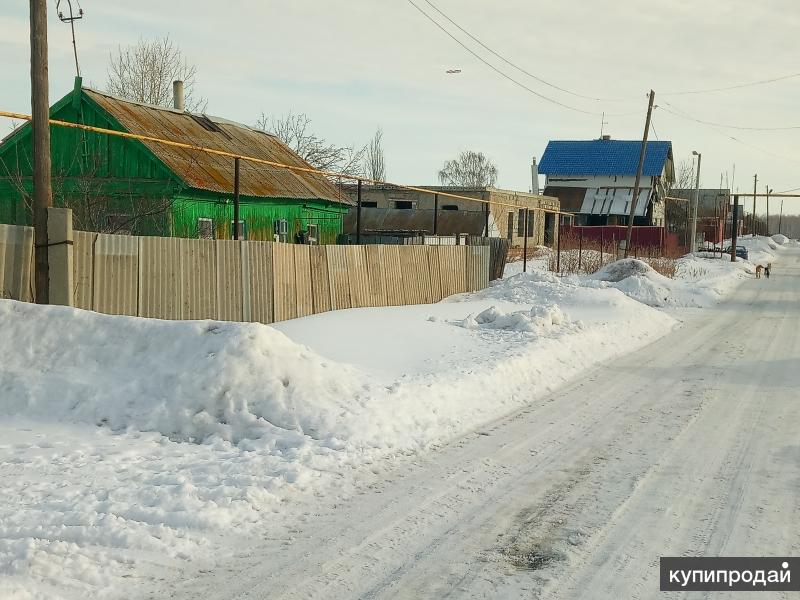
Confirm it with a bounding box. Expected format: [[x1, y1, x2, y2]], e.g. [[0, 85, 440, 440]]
[[690, 151, 701, 253]]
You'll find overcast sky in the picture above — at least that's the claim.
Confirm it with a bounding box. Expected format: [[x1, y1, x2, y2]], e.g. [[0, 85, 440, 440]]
[[3, 0, 800, 214]]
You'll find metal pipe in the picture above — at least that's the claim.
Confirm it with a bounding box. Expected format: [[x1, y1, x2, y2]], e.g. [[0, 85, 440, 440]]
[[433, 193, 439, 235], [731, 195, 739, 262], [233, 157, 240, 240], [356, 179, 362, 244], [556, 215, 562, 274], [522, 209, 529, 273]]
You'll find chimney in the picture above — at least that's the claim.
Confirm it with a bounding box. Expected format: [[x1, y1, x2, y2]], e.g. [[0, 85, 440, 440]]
[[173, 80, 185, 111], [531, 156, 540, 195]]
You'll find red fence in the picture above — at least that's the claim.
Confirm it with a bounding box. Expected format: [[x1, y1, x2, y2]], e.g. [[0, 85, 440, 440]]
[[561, 226, 684, 256]]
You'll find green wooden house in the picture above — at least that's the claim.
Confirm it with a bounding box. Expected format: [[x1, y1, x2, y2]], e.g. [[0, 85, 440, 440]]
[[0, 78, 352, 243]]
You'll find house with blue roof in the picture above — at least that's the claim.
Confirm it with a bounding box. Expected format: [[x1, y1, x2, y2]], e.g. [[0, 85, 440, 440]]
[[537, 136, 674, 227]]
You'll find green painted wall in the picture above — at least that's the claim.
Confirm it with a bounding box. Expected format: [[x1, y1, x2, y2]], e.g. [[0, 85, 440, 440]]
[[171, 194, 345, 244], [0, 82, 346, 242]]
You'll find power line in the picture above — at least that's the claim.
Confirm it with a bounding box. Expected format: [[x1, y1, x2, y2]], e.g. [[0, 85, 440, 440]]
[[406, 0, 637, 117], [419, 0, 627, 103], [657, 103, 800, 166], [660, 101, 800, 131], [661, 72, 800, 96]]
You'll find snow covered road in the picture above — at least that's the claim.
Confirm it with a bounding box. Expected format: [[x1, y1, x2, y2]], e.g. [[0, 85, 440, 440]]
[[169, 247, 800, 600]]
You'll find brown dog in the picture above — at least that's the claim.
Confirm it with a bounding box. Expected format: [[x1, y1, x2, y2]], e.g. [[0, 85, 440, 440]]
[[755, 265, 763, 279]]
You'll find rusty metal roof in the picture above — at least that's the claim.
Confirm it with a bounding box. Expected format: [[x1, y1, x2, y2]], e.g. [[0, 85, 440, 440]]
[[83, 88, 351, 205]]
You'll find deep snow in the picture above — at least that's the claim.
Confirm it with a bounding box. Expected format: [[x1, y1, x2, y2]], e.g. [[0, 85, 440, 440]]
[[0, 239, 782, 599]]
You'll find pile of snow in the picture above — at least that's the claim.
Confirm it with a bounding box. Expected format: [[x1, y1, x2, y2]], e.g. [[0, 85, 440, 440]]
[[593, 258, 657, 283], [0, 271, 678, 599], [452, 304, 566, 333], [771, 233, 789, 245], [585, 256, 750, 308]]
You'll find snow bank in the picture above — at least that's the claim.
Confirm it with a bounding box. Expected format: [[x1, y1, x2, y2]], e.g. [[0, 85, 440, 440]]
[[0, 301, 367, 445], [0, 272, 678, 598], [583, 256, 749, 308], [771, 233, 789, 245]]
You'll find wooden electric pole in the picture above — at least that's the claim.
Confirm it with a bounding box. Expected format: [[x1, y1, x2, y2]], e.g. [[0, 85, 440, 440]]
[[30, 0, 53, 303], [624, 89, 655, 258]]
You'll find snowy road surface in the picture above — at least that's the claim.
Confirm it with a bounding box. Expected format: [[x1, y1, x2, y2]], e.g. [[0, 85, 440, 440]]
[[167, 248, 800, 599]]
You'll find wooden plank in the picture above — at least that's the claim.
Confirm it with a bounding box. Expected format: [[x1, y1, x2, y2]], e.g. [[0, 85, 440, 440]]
[[247, 241, 274, 324], [399, 246, 421, 305], [426, 246, 443, 302], [346, 245, 370, 308], [272, 242, 297, 322], [364, 245, 387, 307], [138, 236, 181, 319], [293, 244, 313, 318], [93, 233, 139, 316], [0, 224, 34, 302], [379, 245, 404, 306], [215, 239, 243, 322], [180, 238, 217, 320], [72, 230, 95, 310], [326, 245, 351, 310], [309, 245, 332, 314]]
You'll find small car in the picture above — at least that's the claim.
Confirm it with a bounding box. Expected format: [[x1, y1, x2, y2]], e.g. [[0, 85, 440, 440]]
[[723, 246, 749, 260]]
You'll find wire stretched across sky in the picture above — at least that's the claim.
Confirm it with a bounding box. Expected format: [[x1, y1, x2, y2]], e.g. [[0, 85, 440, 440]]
[[660, 101, 800, 131], [405, 0, 638, 117], [419, 0, 628, 103], [661, 72, 800, 96]]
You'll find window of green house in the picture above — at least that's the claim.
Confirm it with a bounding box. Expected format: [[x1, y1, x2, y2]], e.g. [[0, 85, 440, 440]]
[[231, 220, 247, 240], [198, 218, 214, 239]]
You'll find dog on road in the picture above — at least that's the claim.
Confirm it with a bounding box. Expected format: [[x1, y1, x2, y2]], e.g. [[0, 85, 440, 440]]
[[755, 265, 763, 279]]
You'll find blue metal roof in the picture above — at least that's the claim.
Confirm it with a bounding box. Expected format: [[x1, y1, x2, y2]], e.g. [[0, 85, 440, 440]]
[[538, 139, 672, 177]]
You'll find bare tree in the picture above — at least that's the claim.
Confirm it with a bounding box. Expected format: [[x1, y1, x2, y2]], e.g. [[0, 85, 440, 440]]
[[363, 128, 386, 182], [106, 35, 206, 112], [438, 151, 498, 187], [669, 159, 696, 194], [256, 111, 365, 176]]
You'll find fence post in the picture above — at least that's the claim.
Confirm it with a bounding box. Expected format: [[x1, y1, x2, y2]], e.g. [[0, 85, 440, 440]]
[[46, 207, 73, 306], [483, 202, 490, 236], [578, 228, 583, 273], [523, 208, 529, 273]]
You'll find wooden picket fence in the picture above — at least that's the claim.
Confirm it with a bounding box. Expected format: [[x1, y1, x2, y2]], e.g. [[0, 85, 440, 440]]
[[0, 224, 490, 323]]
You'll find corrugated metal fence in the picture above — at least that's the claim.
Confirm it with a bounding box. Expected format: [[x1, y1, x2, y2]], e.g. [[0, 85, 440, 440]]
[[1, 224, 489, 322]]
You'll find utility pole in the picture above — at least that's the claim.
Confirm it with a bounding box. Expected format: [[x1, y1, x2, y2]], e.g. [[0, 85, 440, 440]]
[[625, 89, 655, 258], [765, 186, 771, 236], [779, 199, 784, 234], [30, 0, 52, 303], [690, 151, 701, 253], [752, 174, 757, 236]]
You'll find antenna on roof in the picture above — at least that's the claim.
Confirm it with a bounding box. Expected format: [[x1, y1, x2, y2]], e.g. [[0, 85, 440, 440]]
[[56, 0, 84, 77], [599, 111, 609, 138]]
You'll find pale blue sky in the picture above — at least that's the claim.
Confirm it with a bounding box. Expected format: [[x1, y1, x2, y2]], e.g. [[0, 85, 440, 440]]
[[3, 0, 800, 213]]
